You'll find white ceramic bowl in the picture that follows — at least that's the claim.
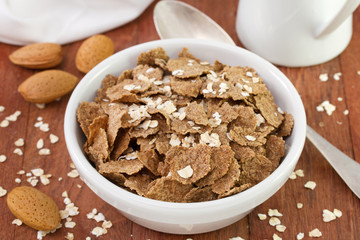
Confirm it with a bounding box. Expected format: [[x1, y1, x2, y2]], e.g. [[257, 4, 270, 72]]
[[64, 39, 306, 234]]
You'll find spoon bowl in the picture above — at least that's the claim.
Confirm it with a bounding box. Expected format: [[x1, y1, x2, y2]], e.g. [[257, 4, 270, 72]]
[[153, 1, 235, 45]]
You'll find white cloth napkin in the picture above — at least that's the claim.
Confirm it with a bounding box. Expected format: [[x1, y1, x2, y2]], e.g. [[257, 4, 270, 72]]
[[0, 0, 153, 46]]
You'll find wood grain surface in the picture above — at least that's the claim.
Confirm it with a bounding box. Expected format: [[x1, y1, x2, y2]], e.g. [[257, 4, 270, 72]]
[[0, 1, 359, 239]]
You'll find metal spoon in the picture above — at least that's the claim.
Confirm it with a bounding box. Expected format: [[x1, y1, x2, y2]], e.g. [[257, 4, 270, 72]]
[[153, 0, 360, 199], [153, 0, 235, 45]]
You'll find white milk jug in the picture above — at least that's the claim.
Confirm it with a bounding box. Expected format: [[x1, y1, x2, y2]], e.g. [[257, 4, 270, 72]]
[[236, 0, 360, 67]]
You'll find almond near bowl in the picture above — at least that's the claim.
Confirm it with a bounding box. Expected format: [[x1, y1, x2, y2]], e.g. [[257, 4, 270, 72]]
[[64, 39, 306, 234]]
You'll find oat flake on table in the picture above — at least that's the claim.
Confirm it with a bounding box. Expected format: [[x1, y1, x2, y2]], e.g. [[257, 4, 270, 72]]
[[0, 186, 7, 197], [275, 224, 286, 232], [258, 213, 267, 220], [333, 72, 342, 80], [316, 100, 336, 116], [39, 148, 50, 155], [14, 138, 24, 147], [319, 73, 328, 82], [91, 226, 108, 237], [269, 217, 281, 226], [289, 171, 297, 179], [0, 119, 9, 127], [35, 103, 46, 109], [0, 154, 6, 162], [49, 133, 59, 143], [322, 209, 336, 222], [304, 181, 316, 190], [297, 232, 305, 240], [37, 138, 44, 149], [295, 169, 304, 177], [229, 237, 244, 240], [13, 148, 23, 156], [268, 209, 283, 217], [309, 228, 322, 237], [333, 208, 342, 218], [273, 233, 282, 240], [65, 221, 76, 229], [12, 219, 22, 226]]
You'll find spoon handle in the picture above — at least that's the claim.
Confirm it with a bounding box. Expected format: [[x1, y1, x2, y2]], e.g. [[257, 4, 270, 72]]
[[306, 125, 360, 199]]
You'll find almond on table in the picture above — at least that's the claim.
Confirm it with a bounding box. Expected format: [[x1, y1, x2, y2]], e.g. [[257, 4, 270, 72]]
[[9, 43, 62, 69], [18, 69, 79, 103], [75, 34, 114, 74], [6, 186, 61, 231]]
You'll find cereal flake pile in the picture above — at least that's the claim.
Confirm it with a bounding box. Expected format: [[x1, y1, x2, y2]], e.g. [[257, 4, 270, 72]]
[[76, 47, 293, 202]]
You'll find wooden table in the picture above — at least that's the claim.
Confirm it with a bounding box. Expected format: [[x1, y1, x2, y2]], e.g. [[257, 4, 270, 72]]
[[1, 1, 359, 239]]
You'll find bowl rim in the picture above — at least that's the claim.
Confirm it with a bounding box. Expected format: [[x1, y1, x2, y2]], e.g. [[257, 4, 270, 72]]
[[64, 38, 306, 212]]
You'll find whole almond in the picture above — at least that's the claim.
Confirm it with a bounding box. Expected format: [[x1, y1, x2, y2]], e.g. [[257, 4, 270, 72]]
[[7, 186, 61, 231], [18, 70, 79, 103], [9, 43, 62, 69], [75, 34, 114, 74]]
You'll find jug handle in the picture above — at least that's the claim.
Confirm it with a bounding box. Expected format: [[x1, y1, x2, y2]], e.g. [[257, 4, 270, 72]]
[[315, 0, 360, 38]]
